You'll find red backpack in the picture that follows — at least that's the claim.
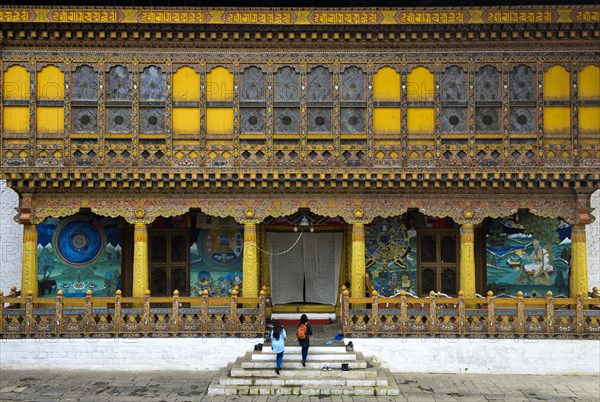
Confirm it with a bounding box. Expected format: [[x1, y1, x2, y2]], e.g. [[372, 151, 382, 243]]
[[297, 323, 307, 340]]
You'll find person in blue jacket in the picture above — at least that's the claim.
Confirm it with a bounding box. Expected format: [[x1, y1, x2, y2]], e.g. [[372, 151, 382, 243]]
[[271, 320, 286, 375]]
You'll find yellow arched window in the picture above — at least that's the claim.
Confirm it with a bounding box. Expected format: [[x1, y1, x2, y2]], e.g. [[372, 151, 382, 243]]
[[3, 65, 30, 133], [172, 66, 200, 135], [373, 67, 401, 136], [407, 66, 434, 136], [578, 65, 600, 135], [36, 65, 65, 133], [543, 65, 570, 136], [206, 66, 233, 136]]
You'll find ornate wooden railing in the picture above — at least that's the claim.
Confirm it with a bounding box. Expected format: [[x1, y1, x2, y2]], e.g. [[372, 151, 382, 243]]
[[341, 289, 600, 339], [0, 289, 266, 338]]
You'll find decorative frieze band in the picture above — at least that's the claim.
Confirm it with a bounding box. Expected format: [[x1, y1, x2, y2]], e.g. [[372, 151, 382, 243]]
[[21, 189, 586, 226], [1, 6, 599, 26]]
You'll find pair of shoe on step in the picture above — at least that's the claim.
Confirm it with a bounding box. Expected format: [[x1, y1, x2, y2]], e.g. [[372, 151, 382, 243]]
[[322, 365, 332, 371]]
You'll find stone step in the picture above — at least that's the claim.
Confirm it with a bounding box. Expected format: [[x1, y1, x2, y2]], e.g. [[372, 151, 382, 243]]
[[206, 347, 400, 397], [260, 346, 348, 354], [252, 352, 357, 361], [230, 366, 379, 378], [218, 376, 390, 387], [240, 360, 368, 370], [207, 382, 401, 396]]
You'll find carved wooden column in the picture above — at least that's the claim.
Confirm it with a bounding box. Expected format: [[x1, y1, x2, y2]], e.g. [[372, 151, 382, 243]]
[[21, 224, 38, 297], [350, 209, 367, 298], [570, 225, 588, 297], [242, 209, 260, 298], [459, 223, 476, 297], [571, 190, 594, 297], [19, 193, 38, 296], [132, 221, 149, 298]]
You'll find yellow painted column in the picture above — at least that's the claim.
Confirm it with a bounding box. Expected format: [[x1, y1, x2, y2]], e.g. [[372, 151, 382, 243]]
[[21, 224, 38, 296], [351, 223, 366, 298], [243, 222, 259, 297], [570, 225, 588, 297], [459, 223, 476, 297], [132, 222, 149, 298]]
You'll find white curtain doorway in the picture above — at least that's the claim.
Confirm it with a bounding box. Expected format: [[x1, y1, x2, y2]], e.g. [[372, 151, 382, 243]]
[[268, 232, 343, 306]]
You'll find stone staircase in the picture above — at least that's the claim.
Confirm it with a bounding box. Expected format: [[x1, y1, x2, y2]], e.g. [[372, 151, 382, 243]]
[[207, 345, 400, 396]]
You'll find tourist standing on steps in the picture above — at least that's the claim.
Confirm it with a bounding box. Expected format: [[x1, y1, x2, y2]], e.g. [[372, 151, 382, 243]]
[[297, 314, 313, 367], [271, 320, 286, 375]]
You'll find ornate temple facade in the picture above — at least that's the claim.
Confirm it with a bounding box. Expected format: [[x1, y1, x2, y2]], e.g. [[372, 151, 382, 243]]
[[1, 4, 599, 317]]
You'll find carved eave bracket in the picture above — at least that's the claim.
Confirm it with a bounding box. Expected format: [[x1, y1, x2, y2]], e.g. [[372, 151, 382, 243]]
[[23, 189, 581, 226]]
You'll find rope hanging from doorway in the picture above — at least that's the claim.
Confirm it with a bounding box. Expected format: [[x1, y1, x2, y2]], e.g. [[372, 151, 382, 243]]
[[255, 231, 303, 255]]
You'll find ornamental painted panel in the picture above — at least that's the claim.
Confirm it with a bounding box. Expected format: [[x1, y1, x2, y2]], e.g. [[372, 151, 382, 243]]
[[442, 66, 467, 102], [485, 215, 571, 298], [72, 65, 98, 102], [476, 65, 501, 102], [308, 66, 332, 102], [510, 107, 536, 133], [341, 66, 366, 101], [241, 108, 266, 133], [140, 107, 165, 134], [190, 222, 244, 298], [475, 107, 500, 132], [106, 66, 131, 101], [140, 66, 165, 102], [441, 108, 467, 133], [241, 66, 265, 102], [341, 108, 365, 133], [308, 108, 332, 133], [274, 108, 299, 133], [275, 66, 299, 102], [510, 65, 536, 102], [72, 107, 97, 133], [106, 107, 132, 133], [37, 215, 122, 298], [365, 216, 417, 297]]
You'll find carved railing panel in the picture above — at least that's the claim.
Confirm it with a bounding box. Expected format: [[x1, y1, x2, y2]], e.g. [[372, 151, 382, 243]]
[[0, 292, 266, 338], [341, 292, 600, 338]]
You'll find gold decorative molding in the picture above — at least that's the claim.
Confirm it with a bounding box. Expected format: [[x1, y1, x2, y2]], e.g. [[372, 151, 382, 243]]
[[1, 6, 598, 25], [25, 189, 583, 225]]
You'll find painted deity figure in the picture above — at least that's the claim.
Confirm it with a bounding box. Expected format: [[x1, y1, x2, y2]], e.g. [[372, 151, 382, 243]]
[[519, 240, 554, 285]]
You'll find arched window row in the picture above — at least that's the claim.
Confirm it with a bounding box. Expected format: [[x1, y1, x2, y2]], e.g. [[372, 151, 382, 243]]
[[2, 63, 599, 137]]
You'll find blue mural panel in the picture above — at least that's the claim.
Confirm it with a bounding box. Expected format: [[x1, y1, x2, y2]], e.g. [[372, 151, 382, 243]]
[[190, 228, 243, 297], [37, 215, 122, 297], [486, 216, 571, 298], [365, 216, 418, 296]]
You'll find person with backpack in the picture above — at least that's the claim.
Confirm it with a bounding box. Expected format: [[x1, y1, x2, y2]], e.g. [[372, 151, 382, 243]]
[[297, 314, 313, 367], [270, 320, 286, 375]]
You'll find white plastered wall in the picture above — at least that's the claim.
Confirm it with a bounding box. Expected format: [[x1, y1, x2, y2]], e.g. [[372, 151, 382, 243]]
[[0, 180, 22, 294]]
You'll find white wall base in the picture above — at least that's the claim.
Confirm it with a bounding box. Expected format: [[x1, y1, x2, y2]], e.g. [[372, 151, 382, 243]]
[[0, 337, 263, 372], [1, 337, 598, 375], [350, 338, 600, 375]]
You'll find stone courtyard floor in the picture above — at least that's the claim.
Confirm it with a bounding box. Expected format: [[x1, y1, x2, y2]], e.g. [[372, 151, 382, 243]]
[[0, 370, 598, 401]]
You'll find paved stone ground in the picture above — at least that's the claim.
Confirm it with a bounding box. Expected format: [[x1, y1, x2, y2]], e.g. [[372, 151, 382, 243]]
[[1, 370, 598, 401]]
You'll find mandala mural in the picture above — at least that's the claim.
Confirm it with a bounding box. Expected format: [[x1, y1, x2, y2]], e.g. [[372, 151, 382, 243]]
[[190, 227, 244, 297], [365, 216, 417, 297], [37, 215, 122, 297], [54, 217, 105, 266]]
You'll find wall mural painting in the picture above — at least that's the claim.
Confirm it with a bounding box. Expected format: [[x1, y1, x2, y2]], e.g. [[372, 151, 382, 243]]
[[485, 214, 571, 298], [190, 218, 243, 297], [365, 216, 417, 297], [37, 215, 122, 297]]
